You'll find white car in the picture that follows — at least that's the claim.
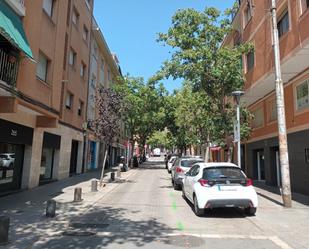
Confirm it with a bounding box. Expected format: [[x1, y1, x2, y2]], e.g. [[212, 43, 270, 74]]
[[0, 153, 15, 168], [167, 156, 177, 173], [182, 162, 258, 217]]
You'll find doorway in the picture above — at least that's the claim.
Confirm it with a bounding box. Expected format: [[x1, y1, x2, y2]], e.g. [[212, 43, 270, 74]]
[[70, 140, 79, 175], [255, 149, 265, 181]]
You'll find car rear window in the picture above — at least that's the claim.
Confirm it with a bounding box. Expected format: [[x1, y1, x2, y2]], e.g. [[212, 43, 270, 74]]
[[203, 167, 245, 180], [181, 159, 203, 167]]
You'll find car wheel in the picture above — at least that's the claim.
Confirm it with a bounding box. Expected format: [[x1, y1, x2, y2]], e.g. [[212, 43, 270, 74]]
[[182, 186, 186, 199], [245, 207, 257, 216], [174, 182, 181, 190], [193, 195, 204, 217]]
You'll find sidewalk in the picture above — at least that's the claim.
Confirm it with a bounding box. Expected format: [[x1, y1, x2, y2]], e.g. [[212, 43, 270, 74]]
[[0, 167, 137, 249]]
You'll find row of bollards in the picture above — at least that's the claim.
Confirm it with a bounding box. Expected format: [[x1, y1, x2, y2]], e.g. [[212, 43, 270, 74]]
[[1, 172, 119, 244]]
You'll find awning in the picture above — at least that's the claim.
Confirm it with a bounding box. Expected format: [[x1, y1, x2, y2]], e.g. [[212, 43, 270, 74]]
[[0, 1, 33, 59]]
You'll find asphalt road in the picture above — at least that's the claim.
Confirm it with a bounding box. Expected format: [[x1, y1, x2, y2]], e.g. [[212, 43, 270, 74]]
[[33, 157, 296, 249]]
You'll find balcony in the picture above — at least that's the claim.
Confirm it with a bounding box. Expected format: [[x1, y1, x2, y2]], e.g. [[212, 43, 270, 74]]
[[4, 0, 25, 16], [0, 48, 19, 88]]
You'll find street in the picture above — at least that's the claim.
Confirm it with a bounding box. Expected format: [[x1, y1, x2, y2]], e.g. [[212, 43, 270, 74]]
[[1, 157, 304, 249]]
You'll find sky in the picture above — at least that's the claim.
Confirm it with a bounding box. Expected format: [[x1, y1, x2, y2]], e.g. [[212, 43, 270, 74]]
[[93, 0, 235, 93]]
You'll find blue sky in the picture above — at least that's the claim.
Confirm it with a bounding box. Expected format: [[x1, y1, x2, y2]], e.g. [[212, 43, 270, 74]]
[[93, 0, 235, 93]]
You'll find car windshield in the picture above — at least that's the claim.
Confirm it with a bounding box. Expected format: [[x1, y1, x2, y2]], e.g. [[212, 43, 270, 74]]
[[203, 167, 245, 180], [181, 159, 203, 167], [0, 155, 8, 159]]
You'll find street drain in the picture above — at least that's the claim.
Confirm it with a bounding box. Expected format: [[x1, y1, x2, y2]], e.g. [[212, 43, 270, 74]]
[[62, 230, 96, 237], [69, 223, 109, 229], [168, 235, 205, 248]]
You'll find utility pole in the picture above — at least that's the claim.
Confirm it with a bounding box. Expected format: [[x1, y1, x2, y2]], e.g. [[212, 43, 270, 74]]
[[232, 91, 244, 169], [270, 0, 292, 207]]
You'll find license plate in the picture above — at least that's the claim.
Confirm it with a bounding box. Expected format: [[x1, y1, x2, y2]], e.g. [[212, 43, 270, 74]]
[[218, 185, 237, 191]]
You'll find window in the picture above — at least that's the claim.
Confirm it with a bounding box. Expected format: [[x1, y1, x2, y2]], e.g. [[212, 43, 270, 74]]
[[91, 75, 96, 88], [72, 8, 79, 26], [85, 0, 91, 10], [80, 62, 86, 78], [63, 33, 68, 70], [69, 48, 76, 66], [246, 51, 254, 72], [82, 25, 89, 42], [43, 0, 54, 17], [300, 0, 309, 14], [107, 69, 111, 82], [296, 80, 309, 110], [37, 52, 49, 82], [277, 11, 289, 38], [252, 107, 264, 128], [78, 100, 83, 116], [66, 93, 73, 109], [243, 2, 252, 27], [100, 58, 105, 82], [269, 99, 277, 122]]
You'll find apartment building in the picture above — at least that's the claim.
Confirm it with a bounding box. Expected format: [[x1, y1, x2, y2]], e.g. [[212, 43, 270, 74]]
[[226, 0, 309, 195], [86, 18, 127, 171], [0, 0, 93, 195]]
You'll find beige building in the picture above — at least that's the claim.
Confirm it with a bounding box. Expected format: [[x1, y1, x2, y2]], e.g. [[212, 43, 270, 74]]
[[0, 0, 93, 195]]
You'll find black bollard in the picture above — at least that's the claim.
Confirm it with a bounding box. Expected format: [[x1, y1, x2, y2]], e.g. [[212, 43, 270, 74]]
[[111, 172, 115, 181], [0, 216, 9, 245], [73, 187, 82, 202], [46, 200, 56, 218], [91, 180, 98, 192]]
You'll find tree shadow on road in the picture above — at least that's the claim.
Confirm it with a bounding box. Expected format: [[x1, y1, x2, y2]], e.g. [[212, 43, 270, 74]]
[[31, 206, 176, 248]]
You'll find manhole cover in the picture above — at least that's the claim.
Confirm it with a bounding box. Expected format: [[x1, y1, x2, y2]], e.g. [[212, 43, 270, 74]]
[[168, 235, 205, 248], [62, 230, 96, 237], [69, 223, 109, 229]]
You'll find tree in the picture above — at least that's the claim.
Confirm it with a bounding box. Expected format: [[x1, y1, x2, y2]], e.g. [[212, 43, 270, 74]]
[[157, 7, 253, 159], [90, 87, 123, 186], [114, 76, 167, 158]]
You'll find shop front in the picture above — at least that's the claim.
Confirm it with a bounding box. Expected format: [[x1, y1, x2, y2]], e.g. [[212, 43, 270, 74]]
[[0, 119, 33, 195], [39, 132, 61, 184]]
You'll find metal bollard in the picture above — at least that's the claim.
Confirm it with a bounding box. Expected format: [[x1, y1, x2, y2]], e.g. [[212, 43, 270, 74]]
[[46, 200, 56, 218], [110, 172, 115, 181], [73, 187, 82, 202], [91, 180, 98, 192], [0, 216, 9, 245]]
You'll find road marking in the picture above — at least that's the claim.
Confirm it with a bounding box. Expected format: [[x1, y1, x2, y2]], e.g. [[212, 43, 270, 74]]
[[166, 233, 294, 249], [176, 221, 184, 231]]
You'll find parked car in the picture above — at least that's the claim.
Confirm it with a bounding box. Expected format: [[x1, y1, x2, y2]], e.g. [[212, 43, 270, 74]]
[[153, 148, 161, 157], [171, 157, 204, 190], [0, 153, 15, 168], [167, 156, 178, 173], [182, 162, 258, 217]]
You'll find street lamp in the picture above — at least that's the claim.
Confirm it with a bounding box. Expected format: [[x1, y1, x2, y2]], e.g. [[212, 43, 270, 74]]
[[232, 90, 244, 168]]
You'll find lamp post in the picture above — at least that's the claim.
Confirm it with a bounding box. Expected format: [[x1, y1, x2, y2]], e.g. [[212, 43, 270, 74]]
[[232, 91, 244, 168]]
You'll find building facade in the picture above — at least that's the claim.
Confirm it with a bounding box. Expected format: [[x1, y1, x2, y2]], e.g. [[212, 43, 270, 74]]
[[227, 0, 309, 195], [0, 0, 94, 195], [85, 17, 127, 171]]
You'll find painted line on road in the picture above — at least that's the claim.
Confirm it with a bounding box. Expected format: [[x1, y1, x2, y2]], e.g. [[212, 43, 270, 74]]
[[166, 233, 294, 249]]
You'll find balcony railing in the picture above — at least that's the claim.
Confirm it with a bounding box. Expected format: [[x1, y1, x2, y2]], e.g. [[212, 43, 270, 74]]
[[5, 0, 25, 16], [0, 48, 19, 87]]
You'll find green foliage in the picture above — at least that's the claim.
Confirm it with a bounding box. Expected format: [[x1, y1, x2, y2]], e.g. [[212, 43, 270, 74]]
[[157, 6, 253, 146], [114, 76, 167, 148]]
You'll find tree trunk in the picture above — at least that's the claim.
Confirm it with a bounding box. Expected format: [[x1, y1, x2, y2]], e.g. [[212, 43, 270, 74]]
[[99, 147, 108, 187]]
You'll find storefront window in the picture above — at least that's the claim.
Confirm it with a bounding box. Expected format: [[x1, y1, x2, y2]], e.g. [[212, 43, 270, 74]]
[[40, 148, 54, 181], [0, 143, 22, 188]]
